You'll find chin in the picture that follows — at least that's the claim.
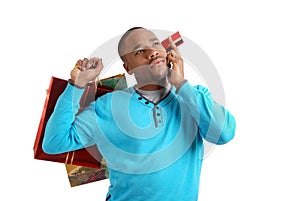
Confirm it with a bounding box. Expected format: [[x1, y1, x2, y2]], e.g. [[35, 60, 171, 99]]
[[151, 70, 169, 82]]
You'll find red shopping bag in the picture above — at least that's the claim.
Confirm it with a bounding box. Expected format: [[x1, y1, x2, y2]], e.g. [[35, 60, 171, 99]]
[[33, 74, 127, 168]]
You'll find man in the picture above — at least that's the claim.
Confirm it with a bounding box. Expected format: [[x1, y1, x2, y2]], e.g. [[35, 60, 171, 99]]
[[43, 27, 236, 201]]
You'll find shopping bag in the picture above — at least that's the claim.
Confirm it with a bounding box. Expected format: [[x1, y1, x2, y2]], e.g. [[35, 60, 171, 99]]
[[33, 73, 127, 169], [65, 152, 109, 187]]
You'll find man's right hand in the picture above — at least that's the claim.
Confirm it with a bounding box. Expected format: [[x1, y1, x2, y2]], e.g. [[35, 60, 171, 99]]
[[70, 57, 103, 88]]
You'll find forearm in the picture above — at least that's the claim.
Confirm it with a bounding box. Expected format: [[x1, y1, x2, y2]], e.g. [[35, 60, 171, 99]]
[[42, 83, 87, 154], [177, 82, 235, 144]]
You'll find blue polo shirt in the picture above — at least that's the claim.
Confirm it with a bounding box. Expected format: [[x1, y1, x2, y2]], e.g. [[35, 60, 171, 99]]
[[43, 81, 235, 201]]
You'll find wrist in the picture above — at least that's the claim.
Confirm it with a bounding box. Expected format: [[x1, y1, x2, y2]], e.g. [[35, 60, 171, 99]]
[[174, 79, 187, 89], [68, 79, 87, 88], [174, 79, 188, 93]]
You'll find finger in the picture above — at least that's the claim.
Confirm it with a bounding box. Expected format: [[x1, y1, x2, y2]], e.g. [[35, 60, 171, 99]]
[[168, 50, 177, 62], [169, 49, 177, 56], [168, 36, 179, 52], [81, 58, 88, 70], [75, 59, 83, 66], [85, 58, 103, 79], [166, 52, 175, 69], [74, 59, 83, 70], [95, 58, 103, 73], [86, 59, 95, 69], [90, 57, 101, 69], [88, 58, 103, 72]]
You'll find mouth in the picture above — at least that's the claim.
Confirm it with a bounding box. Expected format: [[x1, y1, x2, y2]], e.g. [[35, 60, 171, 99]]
[[150, 58, 165, 68]]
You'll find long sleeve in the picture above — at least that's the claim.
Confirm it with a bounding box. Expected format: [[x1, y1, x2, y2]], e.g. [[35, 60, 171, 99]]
[[42, 83, 97, 154], [176, 82, 236, 145]]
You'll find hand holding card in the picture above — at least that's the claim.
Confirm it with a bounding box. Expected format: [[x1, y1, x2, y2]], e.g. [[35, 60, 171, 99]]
[[161, 31, 184, 52], [161, 32, 185, 88]]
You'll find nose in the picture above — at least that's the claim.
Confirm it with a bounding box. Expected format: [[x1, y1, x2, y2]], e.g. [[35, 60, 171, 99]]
[[147, 49, 159, 59]]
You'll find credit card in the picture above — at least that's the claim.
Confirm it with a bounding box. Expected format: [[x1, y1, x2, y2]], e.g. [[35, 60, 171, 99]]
[[161, 31, 184, 52]]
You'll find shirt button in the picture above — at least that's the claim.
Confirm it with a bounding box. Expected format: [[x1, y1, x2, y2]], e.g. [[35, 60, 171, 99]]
[[138, 97, 142, 100], [145, 101, 149, 104]]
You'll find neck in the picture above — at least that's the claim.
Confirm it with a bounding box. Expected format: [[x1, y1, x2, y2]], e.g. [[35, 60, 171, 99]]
[[136, 79, 169, 91], [137, 84, 164, 91]]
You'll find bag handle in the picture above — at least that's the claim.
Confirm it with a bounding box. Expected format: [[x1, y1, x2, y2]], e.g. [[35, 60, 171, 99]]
[[65, 151, 75, 165]]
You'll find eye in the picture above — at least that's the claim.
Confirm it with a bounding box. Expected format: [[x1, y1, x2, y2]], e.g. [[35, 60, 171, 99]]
[[135, 49, 145, 55], [153, 41, 160, 46]]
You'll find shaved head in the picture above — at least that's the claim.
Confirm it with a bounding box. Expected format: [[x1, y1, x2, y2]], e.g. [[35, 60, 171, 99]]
[[118, 27, 153, 59]]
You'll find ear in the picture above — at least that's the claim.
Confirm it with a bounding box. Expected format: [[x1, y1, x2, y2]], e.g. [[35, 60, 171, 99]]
[[123, 63, 133, 75]]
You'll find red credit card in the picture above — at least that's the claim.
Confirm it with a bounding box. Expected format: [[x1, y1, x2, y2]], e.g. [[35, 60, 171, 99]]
[[161, 31, 184, 52]]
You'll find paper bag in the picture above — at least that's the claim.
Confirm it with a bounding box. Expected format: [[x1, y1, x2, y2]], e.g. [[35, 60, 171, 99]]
[[33, 73, 127, 169]]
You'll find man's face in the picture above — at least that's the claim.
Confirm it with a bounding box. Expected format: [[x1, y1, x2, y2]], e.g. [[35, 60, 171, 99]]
[[120, 29, 169, 85]]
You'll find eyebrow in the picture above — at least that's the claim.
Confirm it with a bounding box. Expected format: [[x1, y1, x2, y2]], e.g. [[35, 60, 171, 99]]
[[132, 37, 159, 51]]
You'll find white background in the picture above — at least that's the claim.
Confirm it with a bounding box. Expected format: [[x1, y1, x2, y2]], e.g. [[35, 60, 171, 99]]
[[1, 0, 299, 200]]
